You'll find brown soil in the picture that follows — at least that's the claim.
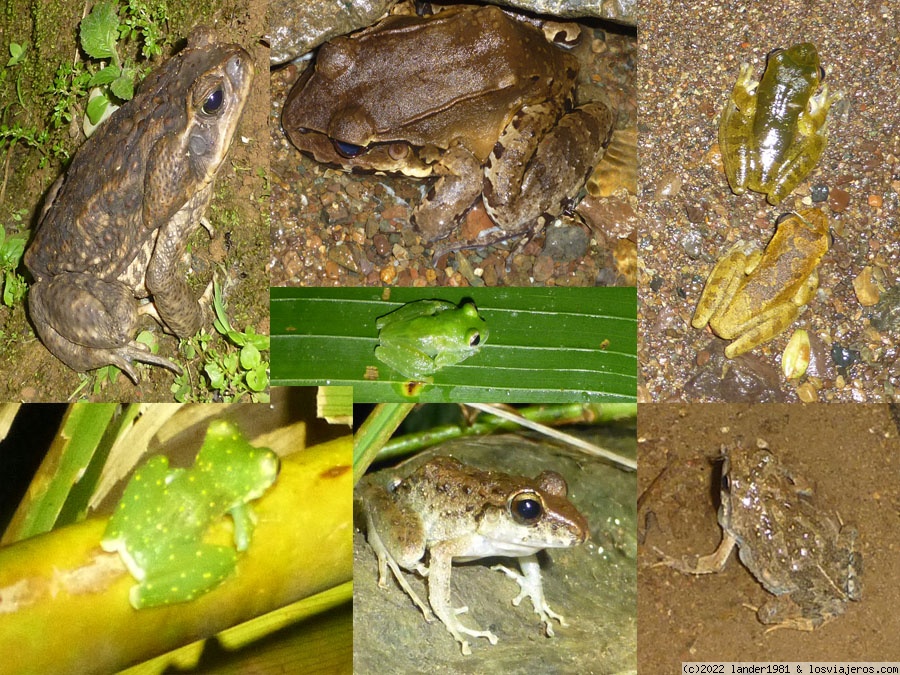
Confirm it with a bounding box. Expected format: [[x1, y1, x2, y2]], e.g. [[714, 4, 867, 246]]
[[638, 403, 900, 666]]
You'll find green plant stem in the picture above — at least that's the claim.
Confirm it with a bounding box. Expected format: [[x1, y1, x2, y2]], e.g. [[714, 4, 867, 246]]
[[353, 403, 415, 484], [374, 403, 636, 463]]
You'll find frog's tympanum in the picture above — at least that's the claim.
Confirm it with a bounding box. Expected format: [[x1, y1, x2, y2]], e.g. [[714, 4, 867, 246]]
[[658, 447, 860, 631], [24, 28, 253, 382], [357, 456, 589, 654], [719, 43, 837, 205], [283, 5, 614, 247], [101, 420, 279, 609], [692, 208, 829, 358], [374, 299, 488, 381]]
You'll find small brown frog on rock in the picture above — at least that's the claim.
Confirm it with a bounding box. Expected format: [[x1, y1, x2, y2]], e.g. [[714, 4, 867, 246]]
[[25, 28, 253, 382], [357, 456, 589, 654], [282, 5, 614, 250], [657, 446, 861, 631]]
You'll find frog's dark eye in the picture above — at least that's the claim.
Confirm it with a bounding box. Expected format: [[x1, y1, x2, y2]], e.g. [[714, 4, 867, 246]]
[[201, 88, 224, 115], [510, 491, 543, 524], [766, 47, 785, 60], [721, 474, 731, 492], [468, 331, 481, 347], [334, 140, 365, 157], [819, 66, 827, 82]]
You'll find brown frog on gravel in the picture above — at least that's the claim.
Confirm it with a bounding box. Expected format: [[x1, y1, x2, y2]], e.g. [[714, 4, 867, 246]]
[[282, 5, 614, 250], [24, 28, 253, 382]]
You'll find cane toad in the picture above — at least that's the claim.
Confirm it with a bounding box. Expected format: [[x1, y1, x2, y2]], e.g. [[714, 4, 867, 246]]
[[357, 456, 589, 654], [25, 28, 253, 382], [658, 446, 861, 631], [282, 5, 614, 247]]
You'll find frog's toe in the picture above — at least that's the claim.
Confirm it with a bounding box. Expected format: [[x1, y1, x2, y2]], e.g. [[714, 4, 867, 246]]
[[110, 344, 183, 382]]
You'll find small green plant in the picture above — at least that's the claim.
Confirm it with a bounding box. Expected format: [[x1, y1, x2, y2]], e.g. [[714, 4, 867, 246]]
[[0, 210, 28, 307], [72, 1, 171, 127], [173, 279, 269, 403]]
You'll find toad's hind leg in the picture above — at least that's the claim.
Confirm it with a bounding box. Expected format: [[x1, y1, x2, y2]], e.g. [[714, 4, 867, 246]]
[[29, 273, 181, 381]]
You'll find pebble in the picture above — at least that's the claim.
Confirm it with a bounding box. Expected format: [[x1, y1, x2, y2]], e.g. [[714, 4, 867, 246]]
[[828, 187, 851, 212], [655, 172, 682, 199], [852, 267, 881, 306]]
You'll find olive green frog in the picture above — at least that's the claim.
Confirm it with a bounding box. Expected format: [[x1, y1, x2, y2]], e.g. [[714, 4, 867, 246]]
[[375, 300, 488, 380], [357, 456, 589, 654], [719, 43, 837, 205], [101, 420, 279, 609], [282, 5, 614, 247]]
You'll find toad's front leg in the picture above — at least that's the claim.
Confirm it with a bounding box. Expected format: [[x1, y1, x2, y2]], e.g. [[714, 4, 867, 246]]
[[145, 207, 208, 338]]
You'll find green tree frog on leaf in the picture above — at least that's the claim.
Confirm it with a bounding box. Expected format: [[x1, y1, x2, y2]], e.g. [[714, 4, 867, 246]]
[[375, 300, 489, 381], [101, 419, 279, 609]]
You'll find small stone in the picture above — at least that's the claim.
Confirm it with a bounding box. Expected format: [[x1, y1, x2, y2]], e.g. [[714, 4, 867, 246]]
[[544, 225, 590, 262], [852, 266, 881, 306], [654, 171, 682, 199], [828, 187, 851, 213], [782, 329, 810, 379], [868, 193, 883, 209], [795, 381, 818, 402], [372, 233, 391, 256], [809, 184, 829, 202], [379, 264, 397, 284]]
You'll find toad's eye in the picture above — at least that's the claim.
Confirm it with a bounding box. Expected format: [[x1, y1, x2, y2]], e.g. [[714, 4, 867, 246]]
[[721, 474, 731, 493], [202, 88, 224, 115], [510, 492, 543, 524], [334, 140, 365, 157]]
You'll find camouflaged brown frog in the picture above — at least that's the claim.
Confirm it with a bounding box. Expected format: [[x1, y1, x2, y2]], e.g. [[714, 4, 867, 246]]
[[24, 28, 253, 382], [658, 446, 861, 631]]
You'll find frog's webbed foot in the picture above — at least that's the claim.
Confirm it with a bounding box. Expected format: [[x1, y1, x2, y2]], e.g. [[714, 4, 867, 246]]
[[492, 554, 566, 636], [436, 612, 499, 656]]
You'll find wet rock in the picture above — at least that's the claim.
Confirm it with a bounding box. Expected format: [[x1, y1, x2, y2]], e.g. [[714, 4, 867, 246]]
[[268, 0, 394, 64], [544, 224, 591, 261]]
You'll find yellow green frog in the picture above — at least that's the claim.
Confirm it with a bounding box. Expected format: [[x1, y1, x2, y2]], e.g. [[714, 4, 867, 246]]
[[719, 43, 838, 205], [692, 208, 829, 358]]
